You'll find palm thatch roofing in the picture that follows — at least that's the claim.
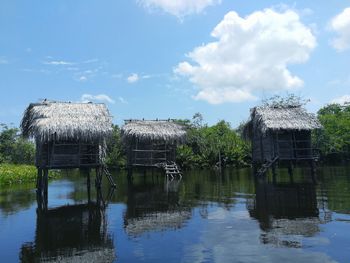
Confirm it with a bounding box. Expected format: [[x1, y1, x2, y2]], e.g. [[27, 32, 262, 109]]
[[21, 101, 113, 143], [244, 105, 322, 139], [121, 119, 186, 143]]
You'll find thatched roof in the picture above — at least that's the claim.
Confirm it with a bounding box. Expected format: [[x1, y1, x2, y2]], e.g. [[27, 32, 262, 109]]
[[244, 106, 322, 138], [21, 101, 113, 143], [121, 120, 186, 143]]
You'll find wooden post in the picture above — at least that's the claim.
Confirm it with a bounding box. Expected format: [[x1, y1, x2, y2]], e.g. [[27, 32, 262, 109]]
[[95, 167, 102, 189], [43, 169, 48, 211], [252, 163, 258, 176], [272, 162, 277, 184], [36, 168, 43, 210], [87, 169, 91, 203], [127, 166, 133, 182], [288, 161, 294, 184], [36, 168, 43, 192], [310, 160, 317, 183]]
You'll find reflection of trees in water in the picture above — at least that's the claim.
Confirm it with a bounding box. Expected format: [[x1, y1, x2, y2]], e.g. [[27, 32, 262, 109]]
[[247, 180, 320, 248], [20, 202, 115, 263], [317, 166, 350, 215], [0, 185, 36, 216], [123, 168, 255, 236]]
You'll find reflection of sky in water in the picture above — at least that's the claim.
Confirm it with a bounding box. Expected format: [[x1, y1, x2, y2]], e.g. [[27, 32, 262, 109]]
[[47, 179, 77, 207], [181, 203, 335, 263]]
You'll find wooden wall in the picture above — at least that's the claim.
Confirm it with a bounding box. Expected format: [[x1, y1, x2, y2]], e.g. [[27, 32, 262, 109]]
[[252, 129, 314, 163], [126, 138, 176, 167], [36, 140, 102, 169]]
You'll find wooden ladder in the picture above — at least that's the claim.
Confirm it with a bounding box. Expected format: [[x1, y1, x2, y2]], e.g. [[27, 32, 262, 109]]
[[164, 162, 182, 179], [103, 166, 116, 188], [256, 156, 279, 177]]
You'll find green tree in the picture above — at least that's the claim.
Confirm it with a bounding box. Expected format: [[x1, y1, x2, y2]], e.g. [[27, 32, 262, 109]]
[[0, 124, 35, 164], [105, 125, 126, 168], [176, 116, 250, 168], [316, 103, 350, 160]]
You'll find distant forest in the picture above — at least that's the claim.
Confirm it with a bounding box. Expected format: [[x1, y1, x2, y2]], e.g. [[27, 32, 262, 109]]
[[1, 102, 349, 169]]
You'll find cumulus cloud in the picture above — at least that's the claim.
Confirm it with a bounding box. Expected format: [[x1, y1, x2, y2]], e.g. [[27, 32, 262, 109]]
[[329, 7, 350, 51], [81, 94, 115, 104], [138, 0, 221, 18], [331, 94, 350, 105], [174, 8, 316, 104], [127, 73, 139, 83]]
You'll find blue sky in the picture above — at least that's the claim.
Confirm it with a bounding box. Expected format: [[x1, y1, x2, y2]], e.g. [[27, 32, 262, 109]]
[[0, 0, 349, 127]]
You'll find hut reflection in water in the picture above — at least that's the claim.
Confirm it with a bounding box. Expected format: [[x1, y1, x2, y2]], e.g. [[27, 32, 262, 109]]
[[124, 176, 191, 236], [20, 201, 115, 263], [247, 179, 320, 247]]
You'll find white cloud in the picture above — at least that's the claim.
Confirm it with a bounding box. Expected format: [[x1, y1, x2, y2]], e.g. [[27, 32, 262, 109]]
[[175, 8, 316, 104], [43, 60, 74, 65], [78, 76, 87, 82], [81, 94, 115, 104], [330, 7, 350, 51], [127, 73, 139, 83], [118, 97, 128, 104], [138, 0, 221, 18], [331, 94, 350, 105]]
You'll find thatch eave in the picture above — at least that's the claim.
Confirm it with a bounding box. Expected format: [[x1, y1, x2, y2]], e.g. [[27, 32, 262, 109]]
[[243, 106, 322, 140], [21, 101, 113, 143], [121, 120, 187, 143]]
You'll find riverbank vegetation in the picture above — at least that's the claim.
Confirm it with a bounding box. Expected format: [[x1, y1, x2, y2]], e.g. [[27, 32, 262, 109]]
[[0, 163, 59, 185]]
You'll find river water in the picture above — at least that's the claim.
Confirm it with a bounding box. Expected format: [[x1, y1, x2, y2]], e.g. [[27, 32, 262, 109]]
[[0, 166, 349, 262]]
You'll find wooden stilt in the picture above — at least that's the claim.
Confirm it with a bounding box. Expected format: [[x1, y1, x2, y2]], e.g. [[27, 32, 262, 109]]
[[87, 169, 91, 203], [36, 168, 43, 210], [253, 163, 258, 176], [272, 162, 277, 184], [272, 165, 277, 184], [43, 169, 48, 211], [95, 167, 102, 189], [288, 161, 294, 184], [310, 160, 317, 183]]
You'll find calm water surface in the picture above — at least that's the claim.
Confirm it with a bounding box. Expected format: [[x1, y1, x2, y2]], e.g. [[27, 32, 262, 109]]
[[0, 166, 350, 262]]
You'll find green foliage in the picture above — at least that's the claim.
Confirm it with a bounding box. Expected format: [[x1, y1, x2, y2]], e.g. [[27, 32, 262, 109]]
[[177, 114, 251, 168], [316, 103, 350, 160], [0, 124, 35, 164], [0, 163, 59, 185], [105, 125, 126, 168], [262, 94, 310, 108]]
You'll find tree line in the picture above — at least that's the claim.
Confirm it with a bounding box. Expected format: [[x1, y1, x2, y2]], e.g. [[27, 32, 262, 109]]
[[1, 102, 349, 168]]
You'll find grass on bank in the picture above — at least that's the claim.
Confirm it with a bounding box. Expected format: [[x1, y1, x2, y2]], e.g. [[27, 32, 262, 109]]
[[0, 163, 60, 185]]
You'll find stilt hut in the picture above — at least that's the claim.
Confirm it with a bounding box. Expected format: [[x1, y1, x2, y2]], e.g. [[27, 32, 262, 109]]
[[243, 104, 322, 174], [21, 101, 113, 208], [121, 120, 186, 176]]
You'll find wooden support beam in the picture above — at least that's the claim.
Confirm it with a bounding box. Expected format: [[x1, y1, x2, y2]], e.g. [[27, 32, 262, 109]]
[[288, 161, 294, 184], [43, 169, 48, 211], [87, 169, 91, 203], [310, 160, 317, 183]]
